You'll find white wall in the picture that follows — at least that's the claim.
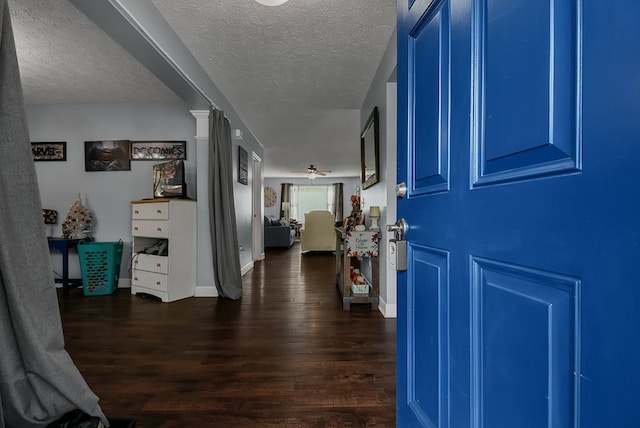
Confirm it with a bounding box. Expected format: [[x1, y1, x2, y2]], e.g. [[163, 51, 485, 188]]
[[360, 28, 398, 318]]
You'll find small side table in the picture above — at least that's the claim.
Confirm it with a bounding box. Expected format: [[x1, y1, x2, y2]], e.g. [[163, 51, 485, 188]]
[[47, 237, 83, 296], [290, 222, 302, 238]]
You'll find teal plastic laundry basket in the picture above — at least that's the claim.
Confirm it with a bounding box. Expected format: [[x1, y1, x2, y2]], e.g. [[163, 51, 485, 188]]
[[78, 240, 123, 296]]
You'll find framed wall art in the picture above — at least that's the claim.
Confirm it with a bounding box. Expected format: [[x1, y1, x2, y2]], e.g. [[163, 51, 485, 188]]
[[360, 106, 380, 189], [84, 140, 131, 171], [238, 146, 249, 185], [130, 141, 187, 160], [31, 142, 66, 161]]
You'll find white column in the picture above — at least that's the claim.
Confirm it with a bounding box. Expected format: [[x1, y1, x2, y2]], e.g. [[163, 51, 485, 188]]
[[190, 110, 218, 297]]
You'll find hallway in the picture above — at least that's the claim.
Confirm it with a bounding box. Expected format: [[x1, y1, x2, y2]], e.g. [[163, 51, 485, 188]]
[[58, 243, 396, 427]]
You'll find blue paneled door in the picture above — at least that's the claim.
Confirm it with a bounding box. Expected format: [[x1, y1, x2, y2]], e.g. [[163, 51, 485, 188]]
[[396, 0, 640, 427]]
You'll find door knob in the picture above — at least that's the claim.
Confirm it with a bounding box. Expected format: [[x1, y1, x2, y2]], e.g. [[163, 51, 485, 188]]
[[387, 218, 408, 239]]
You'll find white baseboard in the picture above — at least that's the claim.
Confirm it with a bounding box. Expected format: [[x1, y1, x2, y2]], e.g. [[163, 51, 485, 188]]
[[378, 296, 397, 318], [117, 279, 132, 288], [195, 286, 219, 297], [241, 261, 254, 276]]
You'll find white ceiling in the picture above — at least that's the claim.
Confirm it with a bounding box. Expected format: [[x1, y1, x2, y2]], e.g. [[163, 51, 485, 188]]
[[8, 0, 396, 178]]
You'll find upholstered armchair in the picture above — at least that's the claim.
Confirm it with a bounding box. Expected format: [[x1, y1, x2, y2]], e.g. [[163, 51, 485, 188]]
[[300, 210, 336, 252]]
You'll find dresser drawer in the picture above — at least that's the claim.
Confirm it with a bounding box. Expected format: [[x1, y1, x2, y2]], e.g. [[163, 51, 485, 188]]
[[132, 270, 168, 292], [132, 203, 169, 220], [132, 254, 168, 274], [132, 220, 169, 238]]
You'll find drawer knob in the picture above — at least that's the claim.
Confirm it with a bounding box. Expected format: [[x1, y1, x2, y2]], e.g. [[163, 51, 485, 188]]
[[134, 277, 138, 281], [156, 281, 161, 286], [156, 263, 161, 267], [157, 209, 162, 214], [134, 260, 138, 264], [157, 227, 162, 231], [134, 226, 139, 231]]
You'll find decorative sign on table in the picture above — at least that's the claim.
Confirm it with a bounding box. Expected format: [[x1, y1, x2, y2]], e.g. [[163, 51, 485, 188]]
[[346, 230, 379, 257]]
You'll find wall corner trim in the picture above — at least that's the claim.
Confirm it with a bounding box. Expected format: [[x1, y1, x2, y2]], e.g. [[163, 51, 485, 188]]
[[190, 110, 210, 139]]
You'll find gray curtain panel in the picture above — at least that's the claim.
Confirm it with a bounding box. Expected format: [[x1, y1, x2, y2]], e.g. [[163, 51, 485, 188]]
[[332, 183, 344, 222], [0, 2, 107, 426], [279, 183, 292, 219], [208, 108, 243, 299]]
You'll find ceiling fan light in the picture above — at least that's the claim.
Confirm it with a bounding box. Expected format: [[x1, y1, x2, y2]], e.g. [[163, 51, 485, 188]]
[[308, 172, 317, 179], [254, 0, 289, 6]]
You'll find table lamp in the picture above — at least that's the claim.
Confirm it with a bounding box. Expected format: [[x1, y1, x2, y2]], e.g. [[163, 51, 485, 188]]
[[369, 206, 380, 231]]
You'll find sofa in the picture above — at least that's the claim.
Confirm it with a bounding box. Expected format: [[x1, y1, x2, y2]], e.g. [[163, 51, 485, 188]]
[[264, 215, 295, 249], [300, 210, 336, 252]]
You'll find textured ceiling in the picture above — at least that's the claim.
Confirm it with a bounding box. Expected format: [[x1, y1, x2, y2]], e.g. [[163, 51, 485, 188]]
[[8, 0, 181, 104], [8, 0, 396, 178]]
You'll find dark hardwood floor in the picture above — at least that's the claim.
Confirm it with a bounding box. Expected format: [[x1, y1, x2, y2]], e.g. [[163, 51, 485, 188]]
[[58, 242, 396, 427]]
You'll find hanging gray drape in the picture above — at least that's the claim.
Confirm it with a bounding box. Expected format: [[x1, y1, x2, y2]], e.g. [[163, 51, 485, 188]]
[[0, 2, 107, 426], [332, 183, 344, 222], [208, 108, 242, 299], [279, 183, 292, 219]]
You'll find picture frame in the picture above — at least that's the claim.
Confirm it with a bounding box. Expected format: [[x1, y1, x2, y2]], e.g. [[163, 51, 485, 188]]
[[360, 106, 380, 189], [84, 140, 131, 171], [31, 142, 66, 161], [238, 146, 249, 185], [130, 141, 187, 160]]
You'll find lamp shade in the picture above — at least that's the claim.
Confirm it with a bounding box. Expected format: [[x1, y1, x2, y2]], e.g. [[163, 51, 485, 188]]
[[369, 206, 380, 218]]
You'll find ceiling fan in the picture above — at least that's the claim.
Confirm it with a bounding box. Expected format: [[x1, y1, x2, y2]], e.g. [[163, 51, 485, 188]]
[[290, 164, 331, 179]]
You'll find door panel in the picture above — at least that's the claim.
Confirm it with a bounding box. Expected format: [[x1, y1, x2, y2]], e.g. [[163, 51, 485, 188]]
[[472, 258, 578, 428], [397, 0, 640, 427], [473, 0, 580, 186], [402, 245, 449, 427], [411, 4, 450, 194]]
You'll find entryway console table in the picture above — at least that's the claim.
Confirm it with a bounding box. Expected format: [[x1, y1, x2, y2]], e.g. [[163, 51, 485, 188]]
[[335, 227, 379, 311]]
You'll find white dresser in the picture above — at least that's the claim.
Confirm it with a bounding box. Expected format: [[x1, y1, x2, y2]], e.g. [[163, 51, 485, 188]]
[[131, 199, 196, 302]]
